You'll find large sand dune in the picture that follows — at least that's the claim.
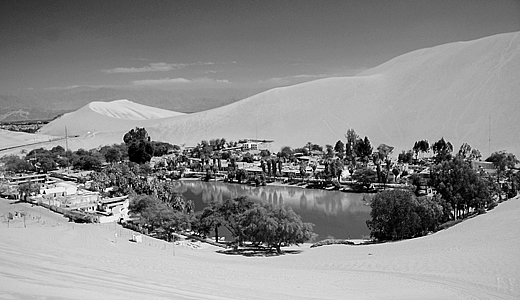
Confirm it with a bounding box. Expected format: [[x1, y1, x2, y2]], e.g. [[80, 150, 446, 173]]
[[146, 31, 520, 154], [1, 196, 519, 299], [27, 31, 520, 155], [39, 99, 184, 137]]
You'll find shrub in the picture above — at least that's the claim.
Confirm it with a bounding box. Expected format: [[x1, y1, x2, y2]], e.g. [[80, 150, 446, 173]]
[[366, 189, 444, 241], [310, 239, 354, 248]]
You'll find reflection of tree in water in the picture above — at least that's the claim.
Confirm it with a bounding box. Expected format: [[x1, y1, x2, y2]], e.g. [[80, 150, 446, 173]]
[[187, 182, 204, 196], [201, 185, 213, 203], [250, 186, 260, 196], [300, 190, 308, 210], [170, 181, 188, 194], [314, 192, 343, 216], [197, 183, 228, 204], [260, 190, 267, 202], [182, 181, 368, 215]]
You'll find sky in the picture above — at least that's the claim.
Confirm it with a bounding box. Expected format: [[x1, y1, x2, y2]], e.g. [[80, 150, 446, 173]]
[[1, 0, 519, 93]]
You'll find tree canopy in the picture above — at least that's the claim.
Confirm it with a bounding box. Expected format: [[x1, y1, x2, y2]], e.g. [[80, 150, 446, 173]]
[[196, 197, 315, 253], [366, 189, 444, 241], [124, 127, 155, 164]]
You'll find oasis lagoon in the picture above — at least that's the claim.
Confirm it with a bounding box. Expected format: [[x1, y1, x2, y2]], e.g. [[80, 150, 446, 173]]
[[171, 181, 372, 240]]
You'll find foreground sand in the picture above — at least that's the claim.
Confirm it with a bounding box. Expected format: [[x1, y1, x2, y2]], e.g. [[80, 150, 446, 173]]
[[1, 198, 519, 300]]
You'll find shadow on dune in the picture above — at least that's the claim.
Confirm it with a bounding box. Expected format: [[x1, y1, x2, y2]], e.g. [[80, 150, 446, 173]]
[[216, 248, 303, 257]]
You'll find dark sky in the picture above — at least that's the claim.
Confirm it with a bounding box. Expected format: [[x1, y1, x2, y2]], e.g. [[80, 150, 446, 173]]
[[1, 0, 519, 92]]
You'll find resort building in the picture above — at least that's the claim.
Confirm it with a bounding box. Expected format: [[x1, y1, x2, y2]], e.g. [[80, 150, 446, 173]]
[[97, 195, 130, 223], [471, 161, 497, 175], [6, 173, 48, 185]]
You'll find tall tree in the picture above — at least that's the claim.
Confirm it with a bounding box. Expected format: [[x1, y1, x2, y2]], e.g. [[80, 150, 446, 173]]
[[398, 150, 414, 164], [486, 151, 519, 200], [344, 128, 358, 163], [324, 144, 334, 159], [355, 136, 373, 166], [124, 127, 154, 164], [432, 137, 453, 162], [241, 203, 315, 253], [218, 197, 255, 246], [196, 202, 225, 242], [334, 140, 345, 159], [413, 140, 430, 160]]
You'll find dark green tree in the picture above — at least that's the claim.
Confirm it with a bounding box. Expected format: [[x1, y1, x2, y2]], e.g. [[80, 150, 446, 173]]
[[413, 140, 430, 160], [196, 202, 225, 242], [18, 181, 40, 201], [398, 150, 414, 164], [241, 203, 315, 253], [2, 155, 34, 173], [218, 197, 255, 246], [352, 167, 377, 191], [486, 151, 518, 200], [278, 146, 294, 161], [432, 137, 453, 162], [430, 157, 494, 219], [354, 136, 373, 166], [334, 140, 345, 159], [124, 127, 154, 164], [344, 128, 358, 163], [366, 189, 443, 241], [105, 147, 122, 163]]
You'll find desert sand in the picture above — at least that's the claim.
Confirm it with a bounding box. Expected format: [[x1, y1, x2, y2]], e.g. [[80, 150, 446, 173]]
[[1, 196, 519, 299], [31, 31, 520, 156], [0, 129, 57, 151], [39, 99, 184, 138]]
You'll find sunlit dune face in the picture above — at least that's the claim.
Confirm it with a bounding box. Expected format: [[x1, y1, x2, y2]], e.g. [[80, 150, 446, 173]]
[[88, 100, 184, 120]]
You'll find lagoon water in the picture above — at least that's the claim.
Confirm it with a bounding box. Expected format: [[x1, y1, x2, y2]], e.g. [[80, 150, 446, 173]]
[[171, 181, 371, 240]]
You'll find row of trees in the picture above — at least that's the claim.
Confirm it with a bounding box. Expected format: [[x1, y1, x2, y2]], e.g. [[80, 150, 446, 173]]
[[367, 141, 519, 241], [0, 145, 114, 173], [128, 195, 316, 253], [367, 190, 446, 240], [401, 138, 482, 164], [0, 127, 180, 175], [195, 197, 315, 253]]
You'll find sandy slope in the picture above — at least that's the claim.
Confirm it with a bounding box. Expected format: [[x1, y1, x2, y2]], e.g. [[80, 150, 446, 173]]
[[39, 99, 184, 137], [31, 32, 520, 155], [1, 197, 519, 299], [145, 31, 520, 154], [0, 129, 58, 150]]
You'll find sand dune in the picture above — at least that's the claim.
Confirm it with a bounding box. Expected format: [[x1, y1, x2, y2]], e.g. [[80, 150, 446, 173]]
[[1, 196, 518, 299], [39, 99, 184, 137], [0, 129, 58, 150], [14, 31, 520, 155], [146, 31, 520, 155]]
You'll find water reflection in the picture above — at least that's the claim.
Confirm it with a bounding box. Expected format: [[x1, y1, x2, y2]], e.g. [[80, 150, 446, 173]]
[[175, 181, 372, 239]]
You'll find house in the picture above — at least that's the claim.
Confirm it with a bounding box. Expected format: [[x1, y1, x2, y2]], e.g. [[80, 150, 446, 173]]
[[6, 173, 48, 185], [471, 161, 497, 175], [97, 196, 130, 223], [33, 189, 100, 211], [242, 142, 259, 151], [240, 139, 274, 152], [40, 182, 78, 198]]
